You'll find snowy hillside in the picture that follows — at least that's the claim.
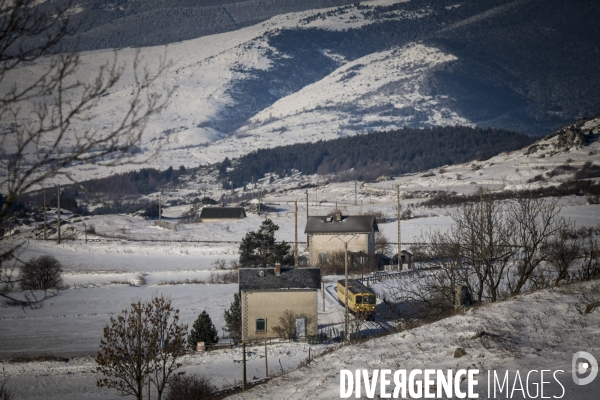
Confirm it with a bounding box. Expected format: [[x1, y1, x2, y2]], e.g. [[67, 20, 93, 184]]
[[230, 281, 600, 399], [237, 44, 469, 143], [4, 0, 600, 189]]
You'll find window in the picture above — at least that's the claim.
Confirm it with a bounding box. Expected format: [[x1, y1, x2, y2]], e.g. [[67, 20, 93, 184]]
[[318, 253, 327, 263], [256, 318, 266, 332], [355, 295, 362, 304], [368, 296, 376, 304]]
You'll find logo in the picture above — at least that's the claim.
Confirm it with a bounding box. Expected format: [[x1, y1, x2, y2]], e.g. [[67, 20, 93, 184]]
[[572, 351, 598, 386]]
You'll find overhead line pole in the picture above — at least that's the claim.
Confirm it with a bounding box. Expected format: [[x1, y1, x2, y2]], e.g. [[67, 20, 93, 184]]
[[329, 235, 358, 342], [306, 190, 309, 250], [294, 201, 298, 268], [397, 185, 401, 271], [57, 184, 61, 244], [43, 190, 47, 240]]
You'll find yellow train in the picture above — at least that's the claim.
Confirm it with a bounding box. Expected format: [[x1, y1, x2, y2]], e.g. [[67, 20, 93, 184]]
[[337, 279, 377, 320]]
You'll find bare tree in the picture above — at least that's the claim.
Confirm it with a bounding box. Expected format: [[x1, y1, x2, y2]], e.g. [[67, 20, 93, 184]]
[[384, 231, 464, 322], [318, 251, 346, 276], [0, 373, 16, 400], [19, 254, 63, 290], [147, 296, 188, 400], [272, 309, 297, 341], [384, 195, 570, 322], [374, 231, 390, 254], [506, 198, 565, 295], [542, 223, 581, 286], [452, 197, 512, 302], [0, 0, 173, 306], [577, 236, 600, 281], [272, 309, 314, 341], [96, 296, 187, 400]]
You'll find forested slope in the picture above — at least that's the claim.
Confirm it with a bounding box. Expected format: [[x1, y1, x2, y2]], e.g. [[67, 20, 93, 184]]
[[225, 126, 535, 186]]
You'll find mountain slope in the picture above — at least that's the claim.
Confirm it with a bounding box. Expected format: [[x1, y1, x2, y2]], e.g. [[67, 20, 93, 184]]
[[4, 0, 600, 188], [35, 0, 359, 52]]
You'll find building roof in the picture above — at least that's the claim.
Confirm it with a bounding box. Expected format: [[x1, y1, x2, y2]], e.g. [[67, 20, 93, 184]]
[[200, 207, 246, 219], [239, 268, 321, 291], [304, 215, 379, 234]]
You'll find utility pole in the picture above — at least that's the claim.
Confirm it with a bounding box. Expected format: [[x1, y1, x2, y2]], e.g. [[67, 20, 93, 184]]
[[306, 190, 309, 249], [242, 342, 247, 391], [43, 189, 47, 240], [57, 184, 61, 244], [329, 235, 357, 342], [322, 280, 325, 311], [305, 190, 309, 217], [397, 185, 401, 271], [265, 342, 268, 377], [158, 193, 162, 222], [355, 180, 357, 206], [294, 201, 298, 268], [252, 176, 254, 200], [344, 240, 349, 341], [258, 190, 262, 216], [84, 223, 87, 244]]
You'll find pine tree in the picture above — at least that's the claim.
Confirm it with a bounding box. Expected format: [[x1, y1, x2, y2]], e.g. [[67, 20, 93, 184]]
[[223, 293, 242, 343], [188, 311, 218, 350], [239, 219, 292, 268]]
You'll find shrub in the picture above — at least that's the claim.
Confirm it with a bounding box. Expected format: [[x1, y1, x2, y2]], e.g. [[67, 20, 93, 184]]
[[527, 174, 545, 183], [588, 195, 600, 205], [165, 374, 216, 400], [201, 197, 218, 205], [575, 162, 600, 180], [20, 255, 63, 290], [0, 376, 16, 400]]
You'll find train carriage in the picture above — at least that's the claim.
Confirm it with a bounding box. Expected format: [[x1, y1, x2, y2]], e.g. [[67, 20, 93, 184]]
[[337, 279, 377, 320]]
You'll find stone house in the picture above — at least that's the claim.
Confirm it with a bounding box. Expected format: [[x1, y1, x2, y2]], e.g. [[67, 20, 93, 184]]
[[304, 211, 379, 266], [238, 264, 321, 342], [199, 206, 246, 222]]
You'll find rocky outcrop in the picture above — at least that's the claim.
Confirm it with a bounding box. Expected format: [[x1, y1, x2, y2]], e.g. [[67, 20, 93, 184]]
[[551, 116, 600, 150]]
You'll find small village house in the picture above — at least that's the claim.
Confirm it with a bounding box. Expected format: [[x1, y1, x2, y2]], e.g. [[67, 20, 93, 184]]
[[391, 250, 413, 271], [239, 264, 321, 342], [304, 211, 379, 266], [199, 206, 246, 222]]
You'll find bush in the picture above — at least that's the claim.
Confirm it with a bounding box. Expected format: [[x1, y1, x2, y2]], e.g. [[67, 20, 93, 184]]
[[0, 376, 16, 400], [20, 255, 63, 290], [165, 374, 216, 400], [188, 311, 218, 350], [201, 197, 218, 205]]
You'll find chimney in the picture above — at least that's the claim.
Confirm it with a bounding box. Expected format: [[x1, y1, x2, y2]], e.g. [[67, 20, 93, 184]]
[[274, 262, 281, 276], [335, 211, 342, 222]]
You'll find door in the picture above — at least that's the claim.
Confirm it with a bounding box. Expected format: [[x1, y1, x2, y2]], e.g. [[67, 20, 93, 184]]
[[295, 317, 306, 339]]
